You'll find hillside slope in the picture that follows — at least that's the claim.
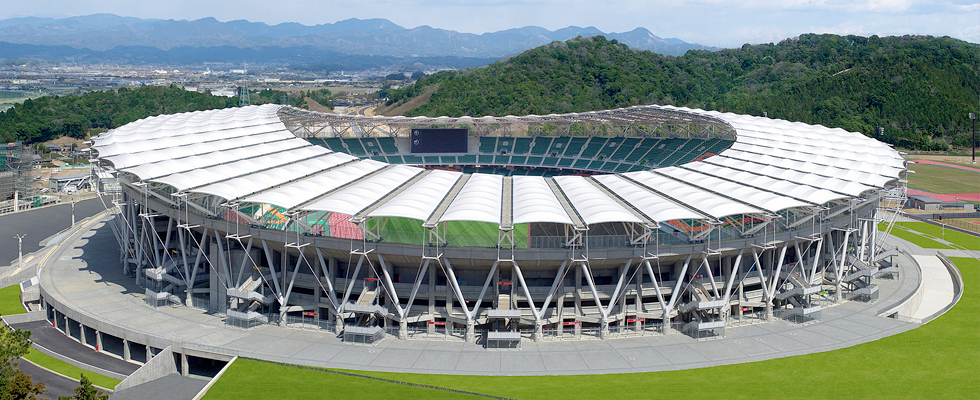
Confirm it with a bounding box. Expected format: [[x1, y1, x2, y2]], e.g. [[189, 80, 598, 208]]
[[385, 34, 980, 150]]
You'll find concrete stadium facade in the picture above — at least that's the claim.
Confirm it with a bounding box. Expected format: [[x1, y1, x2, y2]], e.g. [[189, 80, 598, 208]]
[[86, 104, 907, 347]]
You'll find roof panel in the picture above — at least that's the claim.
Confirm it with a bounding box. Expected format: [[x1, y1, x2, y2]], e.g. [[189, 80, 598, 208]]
[[592, 174, 704, 222], [242, 158, 382, 210], [367, 169, 462, 221], [192, 153, 356, 203], [657, 167, 811, 212], [440, 173, 503, 224], [685, 162, 846, 205], [299, 165, 423, 216], [512, 176, 573, 225], [623, 171, 763, 219], [553, 175, 641, 225], [152, 146, 331, 192]]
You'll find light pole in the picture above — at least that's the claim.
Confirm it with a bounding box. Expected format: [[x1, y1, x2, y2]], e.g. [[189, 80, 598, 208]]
[[970, 112, 976, 164], [71, 197, 76, 227], [15, 234, 25, 269]]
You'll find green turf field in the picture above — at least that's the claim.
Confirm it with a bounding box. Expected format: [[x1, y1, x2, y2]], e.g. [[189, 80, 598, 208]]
[[367, 217, 530, 248], [0, 285, 26, 316], [202, 256, 979, 399], [885, 221, 979, 250], [22, 348, 121, 390], [906, 163, 980, 194]]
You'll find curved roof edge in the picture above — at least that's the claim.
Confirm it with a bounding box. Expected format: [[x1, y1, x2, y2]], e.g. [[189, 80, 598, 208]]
[[92, 104, 904, 230]]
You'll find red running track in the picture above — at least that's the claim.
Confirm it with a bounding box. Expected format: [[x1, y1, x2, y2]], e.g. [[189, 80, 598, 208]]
[[907, 189, 980, 203]]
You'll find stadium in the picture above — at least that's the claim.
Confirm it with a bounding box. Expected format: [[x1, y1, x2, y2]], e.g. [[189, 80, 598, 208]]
[[64, 103, 908, 350]]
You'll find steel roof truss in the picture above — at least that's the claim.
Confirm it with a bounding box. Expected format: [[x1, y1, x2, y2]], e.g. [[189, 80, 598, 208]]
[[423, 174, 471, 228]]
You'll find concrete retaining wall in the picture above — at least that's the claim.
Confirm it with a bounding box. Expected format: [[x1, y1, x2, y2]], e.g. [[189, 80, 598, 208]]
[[1, 311, 46, 325], [114, 345, 177, 392]]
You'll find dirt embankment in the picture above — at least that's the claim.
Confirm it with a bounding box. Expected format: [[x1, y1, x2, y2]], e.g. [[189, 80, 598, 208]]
[[303, 97, 334, 113], [374, 84, 440, 116]]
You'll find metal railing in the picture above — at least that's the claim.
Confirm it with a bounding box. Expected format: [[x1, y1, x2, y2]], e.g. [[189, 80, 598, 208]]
[[613, 320, 664, 337], [579, 326, 602, 339], [283, 315, 333, 331], [934, 218, 980, 235], [397, 325, 466, 341], [190, 295, 223, 313]]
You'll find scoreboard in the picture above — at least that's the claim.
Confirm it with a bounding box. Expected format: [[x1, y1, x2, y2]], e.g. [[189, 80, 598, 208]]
[[410, 128, 468, 153]]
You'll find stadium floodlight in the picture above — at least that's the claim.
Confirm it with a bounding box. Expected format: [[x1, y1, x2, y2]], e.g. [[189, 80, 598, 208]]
[[970, 112, 976, 164], [15, 234, 25, 269]]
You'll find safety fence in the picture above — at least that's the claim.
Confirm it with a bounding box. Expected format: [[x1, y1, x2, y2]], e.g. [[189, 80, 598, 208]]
[[283, 315, 334, 331]]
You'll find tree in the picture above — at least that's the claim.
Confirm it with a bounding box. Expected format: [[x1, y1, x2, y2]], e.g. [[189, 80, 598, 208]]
[[385, 34, 980, 150], [57, 374, 107, 400], [0, 328, 45, 400], [3, 372, 45, 400]]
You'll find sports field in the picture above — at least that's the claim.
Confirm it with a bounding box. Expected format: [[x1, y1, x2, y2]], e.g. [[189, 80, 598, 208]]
[[906, 163, 979, 194], [366, 217, 530, 248]]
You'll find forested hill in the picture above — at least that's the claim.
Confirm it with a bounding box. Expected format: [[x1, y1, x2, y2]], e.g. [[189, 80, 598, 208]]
[[384, 34, 980, 150], [0, 86, 239, 144]]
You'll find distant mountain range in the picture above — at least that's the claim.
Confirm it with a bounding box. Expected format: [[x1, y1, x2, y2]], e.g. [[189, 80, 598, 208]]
[[0, 14, 717, 63]]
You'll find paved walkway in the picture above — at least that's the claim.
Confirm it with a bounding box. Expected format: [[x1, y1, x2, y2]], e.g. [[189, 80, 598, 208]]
[[0, 197, 106, 266], [909, 255, 955, 320], [110, 375, 208, 400], [18, 358, 80, 400], [37, 216, 934, 376]]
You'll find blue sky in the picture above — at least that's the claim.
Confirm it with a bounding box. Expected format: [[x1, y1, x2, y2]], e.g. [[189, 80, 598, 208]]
[[2, 0, 978, 47]]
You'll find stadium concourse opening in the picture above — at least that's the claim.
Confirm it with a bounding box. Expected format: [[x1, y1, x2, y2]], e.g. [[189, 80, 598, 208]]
[[80, 104, 907, 349]]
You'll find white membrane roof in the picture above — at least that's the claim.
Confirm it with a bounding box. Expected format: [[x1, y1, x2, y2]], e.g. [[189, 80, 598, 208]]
[[95, 104, 904, 229], [440, 173, 504, 224], [512, 176, 574, 225], [554, 175, 642, 224], [367, 169, 461, 221]]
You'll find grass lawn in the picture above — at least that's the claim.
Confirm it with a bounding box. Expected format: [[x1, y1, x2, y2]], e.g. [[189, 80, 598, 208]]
[[907, 163, 980, 194], [0, 285, 25, 316], [881, 223, 955, 249], [21, 348, 121, 390], [893, 221, 980, 250], [202, 358, 479, 400], [203, 258, 979, 399]]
